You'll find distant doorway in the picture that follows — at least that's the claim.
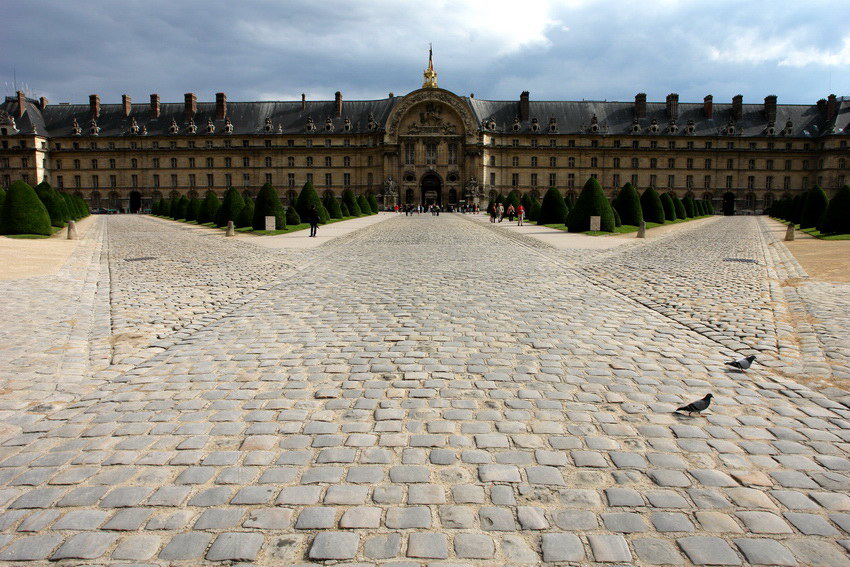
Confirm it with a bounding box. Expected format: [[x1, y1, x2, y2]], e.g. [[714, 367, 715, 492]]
[[129, 191, 142, 213], [420, 173, 442, 206], [722, 192, 736, 216]]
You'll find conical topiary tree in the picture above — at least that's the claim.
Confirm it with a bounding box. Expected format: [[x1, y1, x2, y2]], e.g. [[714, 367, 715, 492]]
[[286, 205, 301, 225], [818, 185, 850, 234], [671, 193, 686, 219], [296, 181, 324, 221], [703, 198, 715, 215], [521, 193, 541, 222], [0, 180, 53, 236], [75, 194, 90, 218], [505, 190, 521, 213], [340, 201, 350, 217], [660, 192, 676, 221], [800, 185, 829, 229], [566, 177, 616, 232], [324, 193, 343, 219], [537, 187, 569, 225], [367, 193, 379, 214], [357, 194, 372, 215], [612, 204, 622, 227], [197, 192, 221, 224], [43, 182, 71, 224], [59, 192, 78, 220], [159, 197, 171, 218], [342, 189, 362, 216], [614, 183, 643, 226], [175, 195, 190, 220], [694, 200, 705, 216], [215, 187, 245, 227], [35, 182, 68, 227], [640, 187, 666, 223], [252, 183, 286, 230], [235, 198, 254, 228], [185, 197, 201, 222], [167, 196, 179, 219], [791, 193, 807, 225], [0, 187, 6, 210], [683, 195, 697, 218]]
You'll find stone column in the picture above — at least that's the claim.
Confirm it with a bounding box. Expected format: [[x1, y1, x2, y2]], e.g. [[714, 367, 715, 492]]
[[66, 220, 78, 240], [637, 221, 646, 238], [784, 224, 795, 241]]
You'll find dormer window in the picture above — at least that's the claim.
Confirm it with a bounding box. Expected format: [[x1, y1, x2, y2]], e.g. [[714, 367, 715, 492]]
[[206, 119, 215, 134], [324, 118, 334, 132], [548, 117, 557, 133], [169, 119, 179, 134], [305, 116, 316, 132], [685, 120, 695, 135], [666, 121, 679, 134], [512, 117, 520, 132], [224, 118, 234, 134], [72, 118, 82, 136], [648, 119, 659, 134], [343, 118, 352, 132], [89, 119, 100, 136], [531, 118, 539, 132], [765, 121, 776, 136], [186, 119, 197, 134], [129, 117, 140, 135]]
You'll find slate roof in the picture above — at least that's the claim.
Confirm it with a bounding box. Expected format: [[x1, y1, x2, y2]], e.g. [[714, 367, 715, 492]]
[[3, 93, 848, 138]]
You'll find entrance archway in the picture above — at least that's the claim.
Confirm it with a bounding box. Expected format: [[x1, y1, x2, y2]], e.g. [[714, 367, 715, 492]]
[[421, 173, 442, 206], [129, 191, 142, 213], [722, 192, 736, 216]]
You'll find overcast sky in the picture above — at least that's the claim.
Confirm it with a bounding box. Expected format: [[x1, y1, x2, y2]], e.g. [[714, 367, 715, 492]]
[[4, 0, 848, 106]]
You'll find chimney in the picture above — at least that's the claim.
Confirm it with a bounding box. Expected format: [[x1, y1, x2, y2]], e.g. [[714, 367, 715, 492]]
[[216, 92, 227, 120], [764, 95, 777, 123], [335, 91, 343, 118], [16, 90, 26, 117], [827, 94, 837, 121], [301, 93, 306, 110], [38, 97, 48, 110], [184, 92, 196, 122], [666, 93, 679, 122], [817, 98, 827, 115], [634, 93, 647, 120], [732, 94, 743, 121], [89, 94, 100, 119], [122, 94, 132, 117], [519, 91, 529, 121], [703, 95, 713, 119], [150, 94, 160, 119]]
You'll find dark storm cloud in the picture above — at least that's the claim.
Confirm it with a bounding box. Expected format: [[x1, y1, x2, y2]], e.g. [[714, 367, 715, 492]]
[[3, 0, 848, 106]]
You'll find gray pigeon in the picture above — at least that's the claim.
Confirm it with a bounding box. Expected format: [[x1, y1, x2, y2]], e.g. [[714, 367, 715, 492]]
[[677, 393, 713, 415], [725, 355, 756, 371]]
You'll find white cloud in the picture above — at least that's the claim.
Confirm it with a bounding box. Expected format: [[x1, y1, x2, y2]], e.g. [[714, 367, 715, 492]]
[[708, 30, 850, 67]]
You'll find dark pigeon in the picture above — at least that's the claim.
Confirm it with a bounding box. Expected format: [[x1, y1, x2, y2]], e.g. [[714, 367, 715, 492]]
[[677, 393, 713, 415], [725, 355, 756, 371]]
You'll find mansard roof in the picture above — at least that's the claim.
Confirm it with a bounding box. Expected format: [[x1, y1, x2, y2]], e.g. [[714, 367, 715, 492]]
[[2, 91, 848, 139]]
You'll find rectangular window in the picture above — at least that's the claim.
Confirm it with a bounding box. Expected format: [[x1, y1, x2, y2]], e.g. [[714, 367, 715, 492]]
[[591, 140, 598, 148], [243, 173, 250, 185], [265, 173, 272, 184], [650, 141, 658, 149], [265, 140, 272, 148], [549, 157, 556, 167], [243, 157, 250, 167], [307, 173, 313, 183], [343, 156, 351, 167], [766, 176, 773, 190], [669, 141, 676, 149], [426, 143, 437, 165], [91, 159, 98, 169], [448, 144, 457, 165], [512, 157, 519, 167], [705, 141, 712, 149], [630, 174, 638, 185], [288, 157, 295, 167], [188, 174, 196, 187], [404, 143, 415, 164], [614, 140, 621, 148], [344, 173, 351, 186], [153, 174, 160, 188], [612, 174, 620, 187], [549, 173, 556, 187], [783, 176, 790, 190], [726, 175, 733, 189], [287, 139, 294, 147], [704, 175, 711, 188], [490, 172, 496, 186], [531, 139, 538, 148], [109, 175, 116, 188], [74, 175, 81, 188], [512, 139, 519, 147], [568, 157, 575, 168], [171, 158, 178, 168], [550, 139, 556, 147], [243, 139, 250, 148], [265, 157, 272, 168], [56, 175, 63, 188], [324, 139, 331, 147], [568, 173, 575, 188], [686, 175, 693, 189], [569, 140, 575, 148], [153, 158, 160, 168], [206, 157, 214, 168], [531, 156, 538, 167], [225, 173, 232, 186], [590, 157, 598, 167], [705, 159, 712, 169], [802, 176, 808, 189], [188, 158, 195, 168], [530, 173, 538, 186], [205, 141, 213, 149], [632, 140, 639, 149], [668, 158, 675, 169], [687, 141, 694, 150], [325, 173, 332, 186], [766, 159, 773, 170], [667, 174, 675, 187], [511, 173, 519, 186], [650, 174, 657, 188], [207, 173, 214, 187], [286, 173, 294, 187], [131, 158, 138, 169], [56, 159, 62, 170], [225, 157, 232, 168], [686, 158, 693, 170], [727, 159, 734, 169], [171, 174, 177, 188], [109, 159, 116, 169], [131, 175, 138, 188], [747, 176, 755, 189], [187, 141, 195, 149], [630, 158, 637, 168], [748, 159, 755, 170], [91, 175, 99, 189]]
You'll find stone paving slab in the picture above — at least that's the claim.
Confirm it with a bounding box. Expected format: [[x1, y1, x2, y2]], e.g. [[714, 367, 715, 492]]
[[0, 213, 848, 565]]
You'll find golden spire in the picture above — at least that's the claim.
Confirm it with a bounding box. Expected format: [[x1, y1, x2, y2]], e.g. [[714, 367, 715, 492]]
[[423, 43, 437, 88]]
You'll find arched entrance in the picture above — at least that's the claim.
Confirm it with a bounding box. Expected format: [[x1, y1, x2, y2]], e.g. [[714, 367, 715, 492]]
[[421, 173, 442, 206], [129, 191, 142, 213], [722, 192, 736, 216]]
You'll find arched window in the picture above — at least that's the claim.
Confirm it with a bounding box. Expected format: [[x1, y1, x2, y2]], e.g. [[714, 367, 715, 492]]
[[448, 188, 457, 203], [109, 191, 121, 209], [187, 189, 199, 200], [90, 191, 102, 208], [745, 192, 756, 210], [763, 192, 774, 208]]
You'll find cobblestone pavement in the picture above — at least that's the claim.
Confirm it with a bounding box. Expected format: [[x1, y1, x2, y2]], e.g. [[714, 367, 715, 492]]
[[0, 214, 849, 565]]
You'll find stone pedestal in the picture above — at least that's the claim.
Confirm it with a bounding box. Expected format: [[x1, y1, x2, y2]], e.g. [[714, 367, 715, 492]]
[[589, 216, 601, 231], [66, 220, 77, 240], [637, 221, 646, 239], [264, 216, 276, 232], [225, 220, 235, 237], [784, 224, 795, 241]]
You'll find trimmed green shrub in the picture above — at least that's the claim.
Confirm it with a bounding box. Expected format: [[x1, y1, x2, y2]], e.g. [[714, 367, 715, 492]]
[[0, 187, 5, 210], [215, 187, 244, 227], [683, 195, 696, 218], [296, 181, 326, 222], [703, 198, 715, 215], [694, 200, 705, 216], [286, 205, 301, 225], [612, 205, 622, 227], [324, 193, 343, 219], [341, 201, 350, 217], [185, 197, 201, 222], [800, 185, 829, 229], [75, 194, 90, 218], [150, 199, 160, 215], [197, 192, 221, 224], [671, 193, 686, 219], [495, 193, 505, 205], [819, 185, 850, 234], [660, 192, 676, 221], [505, 190, 521, 213], [640, 187, 666, 223], [167, 196, 179, 219], [175, 195, 189, 220], [0, 180, 53, 235], [159, 198, 171, 218], [538, 187, 569, 225], [521, 193, 541, 222], [252, 183, 285, 230], [342, 189, 362, 216], [35, 182, 68, 227], [614, 183, 643, 226], [791, 193, 807, 224], [566, 177, 616, 232], [235, 198, 254, 228], [367, 193, 379, 214], [357, 194, 372, 215]]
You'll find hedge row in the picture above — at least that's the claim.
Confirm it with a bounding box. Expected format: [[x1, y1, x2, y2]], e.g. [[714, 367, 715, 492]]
[[768, 184, 850, 234], [0, 180, 89, 236]]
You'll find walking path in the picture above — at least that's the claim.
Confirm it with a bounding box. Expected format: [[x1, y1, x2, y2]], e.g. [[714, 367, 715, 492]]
[[0, 213, 848, 564]]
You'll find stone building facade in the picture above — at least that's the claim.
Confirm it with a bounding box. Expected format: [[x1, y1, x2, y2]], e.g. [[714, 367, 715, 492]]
[[1, 59, 848, 214]]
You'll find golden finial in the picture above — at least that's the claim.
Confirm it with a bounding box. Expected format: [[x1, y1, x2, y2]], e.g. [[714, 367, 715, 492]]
[[423, 43, 437, 88]]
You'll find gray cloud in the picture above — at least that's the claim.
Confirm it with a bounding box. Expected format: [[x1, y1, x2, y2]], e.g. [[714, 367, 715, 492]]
[[3, 0, 847, 106]]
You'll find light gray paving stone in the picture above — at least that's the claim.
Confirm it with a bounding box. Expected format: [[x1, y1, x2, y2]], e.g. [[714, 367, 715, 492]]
[[602, 511, 650, 533], [783, 511, 841, 536], [111, 535, 161, 560], [194, 508, 246, 529], [479, 506, 517, 531], [364, 533, 401, 559], [243, 508, 292, 529], [386, 506, 431, 528], [454, 533, 496, 559], [159, 533, 212, 561], [52, 533, 118, 560], [53, 509, 110, 530], [734, 538, 799, 566], [205, 532, 264, 562], [295, 507, 337, 529], [633, 537, 686, 565], [785, 538, 850, 566], [0, 534, 63, 560], [736, 511, 794, 534], [588, 534, 632, 563], [677, 536, 742, 565], [309, 532, 359, 560], [541, 533, 585, 562], [407, 533, 448, 559]]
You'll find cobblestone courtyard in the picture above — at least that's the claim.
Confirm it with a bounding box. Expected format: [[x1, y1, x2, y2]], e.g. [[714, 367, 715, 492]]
[[1, 213, 849, 565]]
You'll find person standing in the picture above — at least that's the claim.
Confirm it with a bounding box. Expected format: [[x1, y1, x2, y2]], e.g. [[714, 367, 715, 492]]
[[517, 203, 525, 226], [497, 203, 504, 222], [507, 204, 515, 222], [307, 205, 320, 237]]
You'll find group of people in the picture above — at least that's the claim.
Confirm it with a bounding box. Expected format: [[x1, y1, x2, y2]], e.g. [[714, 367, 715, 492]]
[[397, 204, 443, 216], [489, 202, 525, 225]]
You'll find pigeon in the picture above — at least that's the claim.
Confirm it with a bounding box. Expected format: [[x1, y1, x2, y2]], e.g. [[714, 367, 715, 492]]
[[677, 393, 713, 415], [725, 355, 756, 371]]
